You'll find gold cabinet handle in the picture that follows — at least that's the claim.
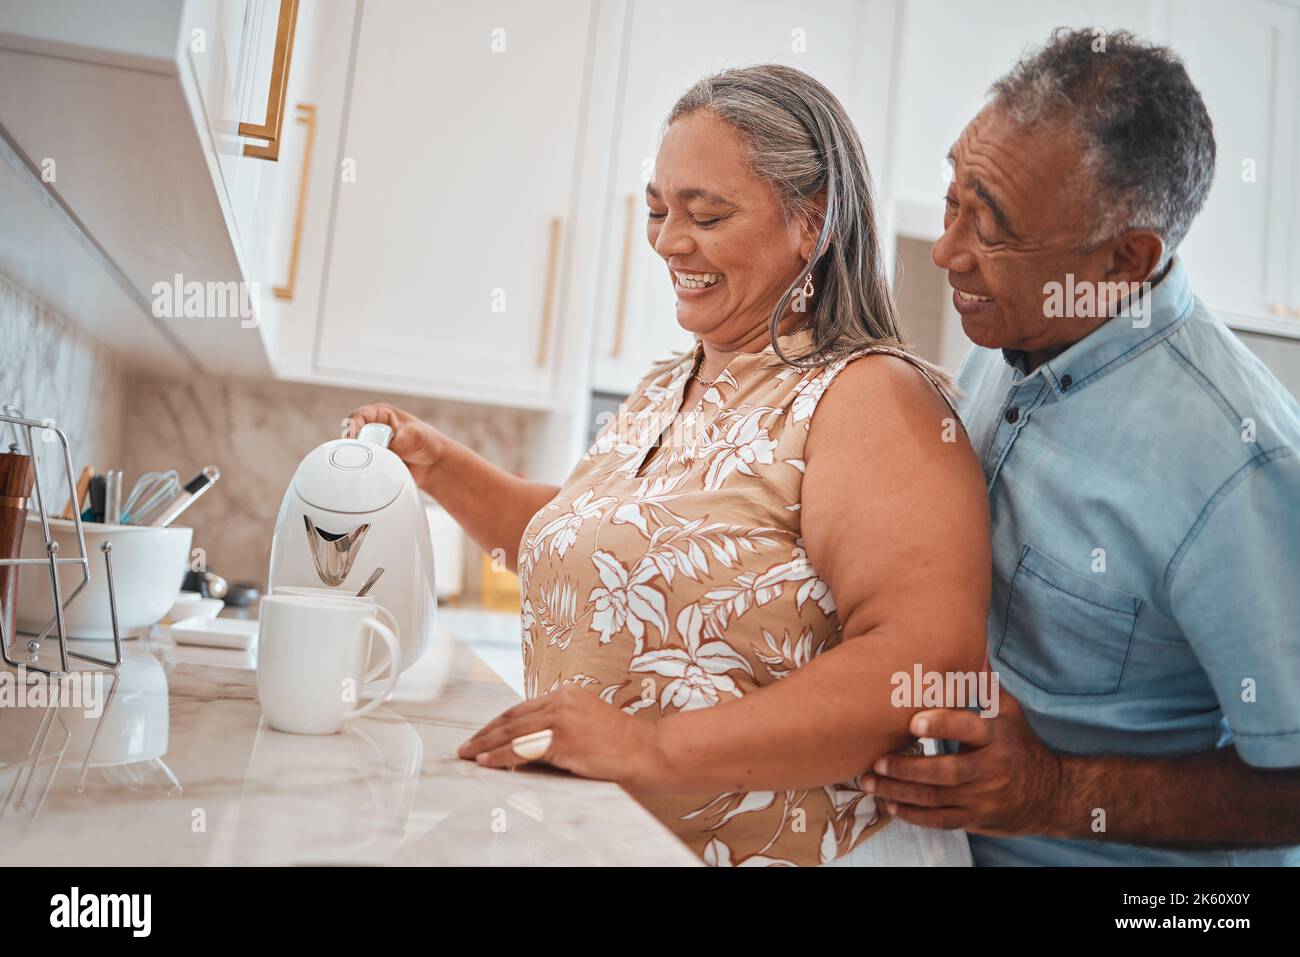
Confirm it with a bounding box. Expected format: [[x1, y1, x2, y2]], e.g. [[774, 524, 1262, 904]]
[[610, 193, 636, 358], [1292, 307, 1300, 319], [239, 0, 300, 161], [536, 217, 562, 367], [1271, 303, 1286, 317], [273, 103, 317, 301]]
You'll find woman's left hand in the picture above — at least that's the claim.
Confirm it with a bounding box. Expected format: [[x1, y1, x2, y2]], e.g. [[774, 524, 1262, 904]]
[[457, 686, 667, 788]]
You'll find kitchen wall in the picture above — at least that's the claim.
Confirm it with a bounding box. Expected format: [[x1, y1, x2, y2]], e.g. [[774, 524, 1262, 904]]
[[120, 373, 541, 590], [2, 270, 542, 593], [0, 271, 125, 500], [893, 236, 972, 372], [1239, 333, 1300, 399]]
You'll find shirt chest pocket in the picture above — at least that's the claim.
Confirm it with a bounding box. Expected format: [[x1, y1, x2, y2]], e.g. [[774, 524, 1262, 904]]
[[994, 545, 1143, 695]]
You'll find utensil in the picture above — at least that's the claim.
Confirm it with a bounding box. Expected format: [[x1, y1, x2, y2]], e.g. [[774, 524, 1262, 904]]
[[355, 567, 385, 597], [87, 474, 107, 522], [61, 465, 94, 519], [256, 593, 401, 734], [105, 469, 123, 525], [150, 466, 221, 528], [0, 443, 36, 645], [121, 470, 179, 525]]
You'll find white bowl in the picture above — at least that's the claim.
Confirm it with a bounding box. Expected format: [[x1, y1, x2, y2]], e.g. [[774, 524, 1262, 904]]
[[15, 518, 193, 639]]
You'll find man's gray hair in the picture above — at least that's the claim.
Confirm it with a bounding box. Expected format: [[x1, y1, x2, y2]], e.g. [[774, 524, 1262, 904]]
[[989, 27, 1216, 270]]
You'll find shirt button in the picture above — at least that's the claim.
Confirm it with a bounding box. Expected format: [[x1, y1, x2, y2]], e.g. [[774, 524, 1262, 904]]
[[1061, 374, 1073, 390], [1005, 406, 1020, 424]]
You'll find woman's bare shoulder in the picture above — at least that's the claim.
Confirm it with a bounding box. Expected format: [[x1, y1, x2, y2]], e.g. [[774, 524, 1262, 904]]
[[805, 351, 966, 460]]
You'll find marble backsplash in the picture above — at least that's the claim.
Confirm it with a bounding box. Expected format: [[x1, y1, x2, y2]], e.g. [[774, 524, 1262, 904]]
[[2, 270, 540, 594], [120, 373, 539, 588], [0, 272, 126, 505]]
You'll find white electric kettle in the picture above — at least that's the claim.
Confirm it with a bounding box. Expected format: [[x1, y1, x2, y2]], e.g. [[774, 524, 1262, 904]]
[[267, 423, 438, 676]]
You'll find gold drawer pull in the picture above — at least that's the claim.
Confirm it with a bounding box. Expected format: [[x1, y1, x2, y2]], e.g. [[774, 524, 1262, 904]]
[[536, 217, 562, 367], [273, 103, 317, 301], [610, 193, 636, 358], [239, 0, 300, 161]]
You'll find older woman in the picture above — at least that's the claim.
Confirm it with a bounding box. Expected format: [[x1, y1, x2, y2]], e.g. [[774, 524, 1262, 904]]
[[349, 65, 990, 866]]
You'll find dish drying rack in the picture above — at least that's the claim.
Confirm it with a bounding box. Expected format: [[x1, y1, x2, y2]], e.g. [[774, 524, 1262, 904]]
[[1, 405, 122, 676]]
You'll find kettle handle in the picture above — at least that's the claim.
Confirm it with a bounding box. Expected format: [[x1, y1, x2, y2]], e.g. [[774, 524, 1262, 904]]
[[357, 423, 394, 449]]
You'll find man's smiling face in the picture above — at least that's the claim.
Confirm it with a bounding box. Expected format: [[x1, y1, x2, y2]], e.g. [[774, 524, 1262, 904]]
[[932, 106, 1116, 364]]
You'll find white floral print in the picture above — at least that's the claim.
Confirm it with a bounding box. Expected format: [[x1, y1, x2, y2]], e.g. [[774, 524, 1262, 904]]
[[699, 406, 782, 490], [517, 327, 955, 866], [526, 489, 616, 564], [630, 604, 753, 711], [587, 550, 668, 651]]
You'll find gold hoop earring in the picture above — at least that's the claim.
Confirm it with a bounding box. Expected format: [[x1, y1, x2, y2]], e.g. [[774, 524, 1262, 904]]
[[801, 273, 815, 298]]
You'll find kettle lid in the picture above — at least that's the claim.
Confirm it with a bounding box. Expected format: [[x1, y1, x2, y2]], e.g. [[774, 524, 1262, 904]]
[[292, 439, 407, 514]]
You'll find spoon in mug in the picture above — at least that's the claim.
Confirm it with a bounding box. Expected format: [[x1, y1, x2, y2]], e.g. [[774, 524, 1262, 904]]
[[355, 567, 385, 598]]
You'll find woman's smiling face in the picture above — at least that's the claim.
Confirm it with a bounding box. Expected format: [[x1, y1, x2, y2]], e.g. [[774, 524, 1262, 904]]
[[647, 110, 815, 349]]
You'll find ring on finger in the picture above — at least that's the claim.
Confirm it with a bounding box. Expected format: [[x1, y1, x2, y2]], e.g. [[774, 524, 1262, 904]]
[[510, 729, 554, 761]]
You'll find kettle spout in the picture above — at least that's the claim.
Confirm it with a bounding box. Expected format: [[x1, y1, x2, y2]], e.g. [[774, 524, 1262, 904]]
[[302, 515, 371, 587]]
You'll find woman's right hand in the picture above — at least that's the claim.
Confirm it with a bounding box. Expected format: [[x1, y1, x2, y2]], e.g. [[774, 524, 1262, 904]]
[[344, 403, 447, 489]]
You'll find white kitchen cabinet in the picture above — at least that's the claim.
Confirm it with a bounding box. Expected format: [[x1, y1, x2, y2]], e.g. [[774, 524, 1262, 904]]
[[184, 0, 292, 281], [1170, 0, 1300, 339], [885, 0, 1157, 242], [0, 0, 319, 375], [882, 0, 1300, 340], [0, 125, 191, 375], [257, 0, 356, 381], [1293, 168, 1300, 326], [304, 0, 597, 410], [589, 0, 882, 396]]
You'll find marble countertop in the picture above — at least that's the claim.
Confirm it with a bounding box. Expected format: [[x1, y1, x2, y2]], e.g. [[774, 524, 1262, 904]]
[[0, 619, 699, 866]]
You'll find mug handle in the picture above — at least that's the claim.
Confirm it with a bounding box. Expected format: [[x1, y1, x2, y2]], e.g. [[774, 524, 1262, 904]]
[[344, 616, 402, 721], [361, 604, 401, 685]]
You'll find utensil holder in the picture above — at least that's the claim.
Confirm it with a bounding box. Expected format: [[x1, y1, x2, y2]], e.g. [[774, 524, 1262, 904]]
[[0, 406, 122, 676]]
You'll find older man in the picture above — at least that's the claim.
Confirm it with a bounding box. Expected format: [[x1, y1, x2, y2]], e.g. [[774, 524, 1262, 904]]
[[863, 28, 1300, 865]]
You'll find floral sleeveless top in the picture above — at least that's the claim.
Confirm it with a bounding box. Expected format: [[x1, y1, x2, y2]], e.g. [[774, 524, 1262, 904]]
[[517, 326, 954, 866]]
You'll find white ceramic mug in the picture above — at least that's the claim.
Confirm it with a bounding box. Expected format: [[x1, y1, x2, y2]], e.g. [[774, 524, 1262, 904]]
[[273, 585, 399, 673], [257, 593, 402, 734]]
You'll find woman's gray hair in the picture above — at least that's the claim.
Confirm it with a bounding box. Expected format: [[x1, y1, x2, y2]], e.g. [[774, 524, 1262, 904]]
[[989, 28, 1216, 270], [666, 64, 947, 383]]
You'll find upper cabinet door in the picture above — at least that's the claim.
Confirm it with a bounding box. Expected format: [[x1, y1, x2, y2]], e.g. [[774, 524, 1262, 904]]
[[184, 0, 255, 250], [184, 0, 302, 274], [0, 0, 301, 376], [312, 0, 595, 408], [1171, 0, 1299, 335], [886, 0, 1159, 240], [256, 0, 357, 377], [591, 0, 871, 396]]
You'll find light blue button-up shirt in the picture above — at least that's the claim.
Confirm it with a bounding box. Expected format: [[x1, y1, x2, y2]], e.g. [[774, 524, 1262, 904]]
[[952, 259, 1300, 866]]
